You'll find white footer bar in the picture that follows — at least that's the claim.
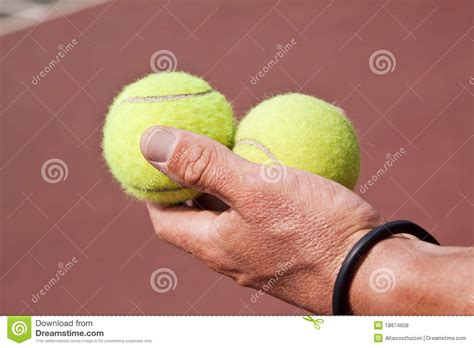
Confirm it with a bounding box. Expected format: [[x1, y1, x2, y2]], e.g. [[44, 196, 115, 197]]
[[1, 316, 472, 347]]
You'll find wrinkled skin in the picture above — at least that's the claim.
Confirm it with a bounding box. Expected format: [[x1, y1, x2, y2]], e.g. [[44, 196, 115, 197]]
[[141, 126, 380, 313], [140, 126, 473, 315]]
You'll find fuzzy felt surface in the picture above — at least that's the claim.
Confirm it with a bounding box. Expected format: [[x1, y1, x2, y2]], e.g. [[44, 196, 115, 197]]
[[103, 72, 235, 204], [233, 93, 360, 189]]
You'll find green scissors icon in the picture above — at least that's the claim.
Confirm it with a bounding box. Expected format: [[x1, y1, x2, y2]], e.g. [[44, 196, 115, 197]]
[[303, 316, 324, 330]]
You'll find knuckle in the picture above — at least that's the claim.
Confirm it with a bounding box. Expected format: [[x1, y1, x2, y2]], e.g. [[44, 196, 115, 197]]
[[173, 144, 216, 187], [235, 274, 252, 287]]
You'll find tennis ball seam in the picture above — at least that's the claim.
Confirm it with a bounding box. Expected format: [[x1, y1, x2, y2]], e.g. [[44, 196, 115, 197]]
[[130, 185, 185, 193], [103, 72, 235, 204], [234, 138, 282, 165], [122, 88, 218, 194], [233, 93, 360, 190], [121, 89, 213, 104]]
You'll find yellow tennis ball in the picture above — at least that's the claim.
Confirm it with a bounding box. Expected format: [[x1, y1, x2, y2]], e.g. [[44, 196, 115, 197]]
[[234, 93, 360, 189], [103, 72, 235, 204]]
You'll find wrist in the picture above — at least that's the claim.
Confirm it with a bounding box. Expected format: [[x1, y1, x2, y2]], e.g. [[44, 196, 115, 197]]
[[348, 232, 418, 314], [347, 231, 472, 315]]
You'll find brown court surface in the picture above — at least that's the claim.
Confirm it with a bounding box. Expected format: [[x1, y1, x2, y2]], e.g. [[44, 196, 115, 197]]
[[0, 0, 472, 315]]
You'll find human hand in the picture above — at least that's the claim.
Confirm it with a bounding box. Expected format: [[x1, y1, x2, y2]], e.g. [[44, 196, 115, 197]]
[[139, 126, 382, 314]]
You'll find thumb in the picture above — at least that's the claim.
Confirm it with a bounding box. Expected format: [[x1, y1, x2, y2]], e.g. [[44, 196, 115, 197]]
[[140, 126, 259, 207]]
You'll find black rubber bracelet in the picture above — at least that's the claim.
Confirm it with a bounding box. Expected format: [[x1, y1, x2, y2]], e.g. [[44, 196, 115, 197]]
[[332, 220, 440, 315]]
